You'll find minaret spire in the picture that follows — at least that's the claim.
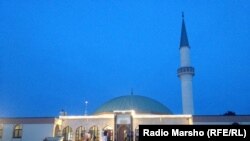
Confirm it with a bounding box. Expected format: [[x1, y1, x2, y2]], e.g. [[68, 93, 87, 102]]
[[180, 12, 189, 47], [177, 13, 195, 115]]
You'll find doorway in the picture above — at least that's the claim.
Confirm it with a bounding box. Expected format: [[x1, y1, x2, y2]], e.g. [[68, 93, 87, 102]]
[[114, 111, 133, 141]]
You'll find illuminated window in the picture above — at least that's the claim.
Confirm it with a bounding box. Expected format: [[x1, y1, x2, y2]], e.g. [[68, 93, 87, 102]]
[[62, 126, 73, 141], [75, 126, 85, 141], [13, 124, 22, 138], [103, 126, 113, 141], [0, 124, 3, 139], [89, 126, 99, 141], [54, 125, 61, 137]]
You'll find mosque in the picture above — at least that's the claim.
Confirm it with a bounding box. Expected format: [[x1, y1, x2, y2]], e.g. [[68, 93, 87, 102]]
[[0, 15, 249, 141]]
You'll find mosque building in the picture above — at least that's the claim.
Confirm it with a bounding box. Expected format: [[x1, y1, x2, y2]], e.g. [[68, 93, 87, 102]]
[[0, 15, 250, 141]]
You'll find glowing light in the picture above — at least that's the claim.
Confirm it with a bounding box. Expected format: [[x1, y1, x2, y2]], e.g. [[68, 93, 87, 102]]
[[131, 110, 136, 116], [84, 101, 88, 115]]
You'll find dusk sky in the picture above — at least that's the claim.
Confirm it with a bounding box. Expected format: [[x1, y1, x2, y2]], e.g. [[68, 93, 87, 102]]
[[0, 0, 249, 117]]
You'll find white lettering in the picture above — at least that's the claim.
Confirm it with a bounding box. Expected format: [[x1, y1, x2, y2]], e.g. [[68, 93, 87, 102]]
[[143, 129, 149, 136], [172, 129, 204, 136], [143, 129, 169, 136]]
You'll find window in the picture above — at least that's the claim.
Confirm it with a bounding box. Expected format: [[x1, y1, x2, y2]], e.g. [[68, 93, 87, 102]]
[[0, 124, 3, 139], [75, 126, 85, 141], [54, 125, 61, 137], [89, 126, 99, 141], [13, 124, 22, 138], [103, 126, 113, 141], [62, 126, 73, 141]]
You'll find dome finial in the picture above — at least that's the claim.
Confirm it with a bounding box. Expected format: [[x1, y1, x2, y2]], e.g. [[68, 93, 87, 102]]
[[182, 12, 184, 19], [131, 88, 134, 95]]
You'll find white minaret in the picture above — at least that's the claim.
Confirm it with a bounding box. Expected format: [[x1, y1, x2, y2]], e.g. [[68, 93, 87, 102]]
[[177, 13, 195, 115]]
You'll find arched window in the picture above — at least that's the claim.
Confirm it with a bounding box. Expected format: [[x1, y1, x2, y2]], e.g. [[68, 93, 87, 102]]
[[0, 124, 3, 139], [89, 126, 99, 141], [62, 126, 73, 141], [54, 125, 61, 137], [103, 126, 113, 141], [13, 124, 22, 138], [75, 126, 85, 141]]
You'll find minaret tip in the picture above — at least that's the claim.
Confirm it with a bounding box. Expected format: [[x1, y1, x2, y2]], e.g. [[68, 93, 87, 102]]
[[182, 12, 184, 19], [180, 12, 189, 47]]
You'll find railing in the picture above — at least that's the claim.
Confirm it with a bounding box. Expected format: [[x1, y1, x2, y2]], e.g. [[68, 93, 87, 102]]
[[177, 66, 195, 76]]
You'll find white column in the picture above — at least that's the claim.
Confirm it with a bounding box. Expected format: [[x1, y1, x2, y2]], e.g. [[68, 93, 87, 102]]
[[180, 47, 191, 66], [180, 75, 194, 114]]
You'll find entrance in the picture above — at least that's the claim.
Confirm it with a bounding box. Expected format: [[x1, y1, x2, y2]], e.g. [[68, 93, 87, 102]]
[[114, 111, 133, 141], [117, 125, 131, 141]]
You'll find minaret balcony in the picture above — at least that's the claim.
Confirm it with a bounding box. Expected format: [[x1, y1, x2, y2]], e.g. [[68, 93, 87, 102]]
[[177, 66, 195, 76]]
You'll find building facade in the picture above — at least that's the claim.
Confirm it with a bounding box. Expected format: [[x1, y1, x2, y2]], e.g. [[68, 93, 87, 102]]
[[1, 114, 250, 141], [0, 117, 60, 141]]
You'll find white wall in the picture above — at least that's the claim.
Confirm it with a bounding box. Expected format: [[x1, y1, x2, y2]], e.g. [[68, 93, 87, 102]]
[[2, 124, 13, 141], [1, 124, 54, 141]]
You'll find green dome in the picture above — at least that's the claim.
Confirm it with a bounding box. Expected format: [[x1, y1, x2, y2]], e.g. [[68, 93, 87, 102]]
[[94, 95, 172, 115]]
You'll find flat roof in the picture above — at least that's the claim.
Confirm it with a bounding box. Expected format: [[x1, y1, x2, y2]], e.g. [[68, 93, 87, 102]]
[[0, 117, 57, 124], [193, 115, 250, 123]]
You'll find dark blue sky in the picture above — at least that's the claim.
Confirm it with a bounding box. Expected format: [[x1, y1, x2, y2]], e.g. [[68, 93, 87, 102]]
[[0, 0, 249, 117]]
